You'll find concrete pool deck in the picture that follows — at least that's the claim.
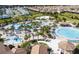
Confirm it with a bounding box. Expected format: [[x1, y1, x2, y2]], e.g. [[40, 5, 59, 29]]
[[38, 37, 66, 54]]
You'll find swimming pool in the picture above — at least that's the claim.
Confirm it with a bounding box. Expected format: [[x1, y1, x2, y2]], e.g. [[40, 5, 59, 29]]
[[4, 23, 32, 30], [5, 35, 22, 45], [13, 24, 21, 30], [13, 23, 32, 29], [55, 27, 79, 41]]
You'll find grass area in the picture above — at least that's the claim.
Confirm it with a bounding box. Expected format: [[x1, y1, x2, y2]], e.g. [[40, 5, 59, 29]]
[[1, 10, 79, 25], [56, 12, 79, 24], [0, 38, 4, 43], [38, 42, 48, 47], [31, 11, 79, 24], [0, 10, 44, 25], [0, 18, 12, 24], [21, 40, 48, 48], [76, 44, 79, 49], [21, 40, 38, 48], [21, 42, 32, 48]]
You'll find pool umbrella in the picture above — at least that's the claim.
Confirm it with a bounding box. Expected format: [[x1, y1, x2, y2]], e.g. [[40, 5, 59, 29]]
[[4, 50, 13, 54], [31, 44, 48, 54], [15, 48, 27, 54], [58, 41, 75, 53], [0, 42, 13, 54]]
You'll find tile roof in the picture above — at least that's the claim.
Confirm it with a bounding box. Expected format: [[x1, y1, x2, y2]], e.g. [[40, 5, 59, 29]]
[[31, 44, 48, 54]]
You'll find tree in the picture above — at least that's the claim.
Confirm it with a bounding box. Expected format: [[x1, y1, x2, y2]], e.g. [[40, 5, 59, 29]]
[[19, 24, 24, 30], [0, 34, 2, 38], [52, 23, 57, 29], [41, 26, 50, 34], [11, 25, 15, 31], [26, 25, 32, 29], [53, 12, 59, 20], [47, 48, 52, 54], [73, 48, 79, 54], [21, 42, 31, 48], [0, 38, 4, 43], [76, 23, 79, 27], [63, 17, 67, 22], [24, 34, 31, 40], [36, 31, 44, 40], [8, 45, 15, 49], [73, 44, 79, 54]]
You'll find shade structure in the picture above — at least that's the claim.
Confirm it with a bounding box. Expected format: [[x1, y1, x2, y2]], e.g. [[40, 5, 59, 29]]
[[58, 41, 75, 51], [15, 48, 27, 54], [31, 44, 48, 54], [0, 42, 13, 54]]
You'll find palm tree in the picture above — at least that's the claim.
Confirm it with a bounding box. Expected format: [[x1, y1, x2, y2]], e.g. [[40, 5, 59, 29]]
[[63, 17, 67, 22], [73, 44, 79, 54], [0, 38, 4, 43], [31, 22, 37, 27], [24, 34, 31, 41], [47, 48, 53, 54], [8, 44, 15, 49], [31, 21, 40, 28], [19, 24, 24, 30], [52, 23, 57, 29], [41, 26, 50, 35], [76, 23, 79, 27], [36, 31, 44, 40], [26, 25, 32, 29], [0, 34, 2, 38], [11, 25, 15, 32], [23, 21, 26, 33], [4, 20, 8, 25], [53, 12, 59, 20]]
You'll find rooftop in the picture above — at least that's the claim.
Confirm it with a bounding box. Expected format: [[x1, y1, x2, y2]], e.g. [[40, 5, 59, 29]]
[[31, 44, 48, 54]]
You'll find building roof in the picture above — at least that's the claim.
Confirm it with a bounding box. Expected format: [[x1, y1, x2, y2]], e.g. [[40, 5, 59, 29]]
[[58, 41, 75, 51], [59, 22, 72, 27], [31, 44, 48, 54], [4, 50, 13, 54], [15, 48, 27, 54], [0, 42, 13, 54]]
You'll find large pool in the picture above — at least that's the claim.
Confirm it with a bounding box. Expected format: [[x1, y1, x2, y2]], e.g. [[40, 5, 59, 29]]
[[55, 27, 79, 41]]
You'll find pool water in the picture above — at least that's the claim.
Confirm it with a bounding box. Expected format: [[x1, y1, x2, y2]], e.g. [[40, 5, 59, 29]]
[[4, 23, 32, 45], [5, 35, 22, 45], [13, 24, 21, 30], [13, 23, 32, 30], [4, 23, 32, 30], [55, 27, 79, 40]]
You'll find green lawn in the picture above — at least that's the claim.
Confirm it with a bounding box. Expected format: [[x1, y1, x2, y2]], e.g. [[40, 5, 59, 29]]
[[53, 12, 79, 24], [21, 40, 38, 48], [1, 10, 79, 25]]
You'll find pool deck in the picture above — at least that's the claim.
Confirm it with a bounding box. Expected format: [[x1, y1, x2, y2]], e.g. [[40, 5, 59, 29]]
[[38, 37, 67, 54]]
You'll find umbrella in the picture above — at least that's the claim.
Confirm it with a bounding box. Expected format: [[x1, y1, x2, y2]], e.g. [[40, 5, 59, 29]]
[[58, 41, 75, 51]]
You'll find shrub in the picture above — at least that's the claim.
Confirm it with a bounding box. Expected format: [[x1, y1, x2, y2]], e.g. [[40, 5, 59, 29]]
[[0, 38, 4, 43], [21, 42, 31, 48]]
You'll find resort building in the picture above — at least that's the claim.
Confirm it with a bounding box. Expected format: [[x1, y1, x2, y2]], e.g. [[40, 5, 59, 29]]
[[15, 48, 27, 54], [0, 43, 13, 54], [27, 5, 79, 13], [58, 41, 75, 54], [31, 44, 48, 54]]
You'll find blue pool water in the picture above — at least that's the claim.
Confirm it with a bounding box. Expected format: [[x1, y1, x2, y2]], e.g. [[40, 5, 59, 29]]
[[4, 21, 32, 30], [0, 14, 10, 18], [55, 27, 79, 40], [6, 35, 22, 45], [13, 24, 21, 30], [13, 23, 31, 30]]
